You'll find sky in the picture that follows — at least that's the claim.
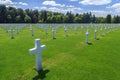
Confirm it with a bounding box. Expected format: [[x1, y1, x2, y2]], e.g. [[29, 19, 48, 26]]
[[0, 0, 120, 17]]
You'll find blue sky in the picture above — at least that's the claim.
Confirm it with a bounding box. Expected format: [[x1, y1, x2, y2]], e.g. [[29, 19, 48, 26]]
[[0, 0, 120, 17]]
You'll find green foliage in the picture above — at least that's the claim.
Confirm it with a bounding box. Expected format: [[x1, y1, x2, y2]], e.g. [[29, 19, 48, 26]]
[[106, 14, 111, 23], [6, 15, 12, 23], [112, 15, 120, 23], [17, 8, 25, 22], [16, 16, 22, 23], [0, 5, 7, 23], [74, 17, 81, 23], [25, 15, 31, 23], [0, 5, 120, 23]]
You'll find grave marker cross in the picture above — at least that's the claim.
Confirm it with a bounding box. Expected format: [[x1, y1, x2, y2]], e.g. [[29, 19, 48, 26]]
[[9, 29, 15, 39], [86, 30, 89, 44], [29, 39, 46, 71], [94, 29, 97, 40]]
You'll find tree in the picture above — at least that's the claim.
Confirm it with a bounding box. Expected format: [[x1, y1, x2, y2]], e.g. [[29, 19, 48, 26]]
[[25, 15, 31, 23], [6, 15, 12, 23], [63, 16, 69, 23], [66, 11, 74, 23], [25, 9, 34, 23], [16, 8, 25, 22], [8, 7, 17, 23], [81, 12, 92, 23], [46, 16, 52, 23], [91, 15, 96, 23], [51, 16, 56, 23], [0, 5, 7, 23], [112, 15, 120, 23], [33, 10, 39, 23], [106, 14, 111, 23], [74, 17, 80, 23], [56, 15, 63, 23], [33, 15, 38, 23], [40, 10, 47, 23], [16, 15, 22, 23], [96, 17, 106, 23], [0, 5, 118, 23]]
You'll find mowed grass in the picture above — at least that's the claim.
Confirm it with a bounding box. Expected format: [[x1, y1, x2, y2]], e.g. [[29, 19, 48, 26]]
[[0, 25, 120, 80]]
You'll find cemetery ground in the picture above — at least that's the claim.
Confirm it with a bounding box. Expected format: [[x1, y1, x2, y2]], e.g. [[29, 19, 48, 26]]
[[0, 25, 120, 80]]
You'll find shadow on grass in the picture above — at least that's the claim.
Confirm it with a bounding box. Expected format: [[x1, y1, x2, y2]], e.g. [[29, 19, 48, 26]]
[[53, 37, 56, 40], [33, 69, 50, 80], [96, 38, 100, 40], [87, 42, 93, 45]]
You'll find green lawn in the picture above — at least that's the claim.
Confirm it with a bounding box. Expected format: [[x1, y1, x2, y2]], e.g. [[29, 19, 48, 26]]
[[0, 25, 120, 80]]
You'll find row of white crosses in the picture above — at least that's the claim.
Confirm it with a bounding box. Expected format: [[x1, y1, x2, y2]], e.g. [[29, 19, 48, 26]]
[[8, 27, 20, 39], [28, 24, 120, 71], [35, 24, 120, 41], [0, 24, 27, 39], [85, 24, 120, 44], [8, 24, 27, 39]]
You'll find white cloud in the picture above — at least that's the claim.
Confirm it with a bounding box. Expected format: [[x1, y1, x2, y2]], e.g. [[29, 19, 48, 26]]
[[41, 7, 70, 13], [74, 7, 82, 11], [43, 6, 82, 14], [79, 0, 111, 5], [48, 7, 66, 13], [66, 5, 75, 8], [70, 0, 78, 1], [0, 0, 19, 8], [67, 7, 82, 11], [66, 5, 82, 12], [40, 6, 47, 10], [90, 10, 111, 17], [107, 3, 120, 13], [0, 0, 15, 5], [19, 2, 28, 6], [42, 0, 65, 7], [0, 0, 28, 8], [34, 6, 39, 9]]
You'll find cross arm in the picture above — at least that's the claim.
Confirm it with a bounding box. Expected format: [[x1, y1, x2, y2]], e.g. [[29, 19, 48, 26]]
[[41, 45, 46, 50], [29, 48, 37, 54]]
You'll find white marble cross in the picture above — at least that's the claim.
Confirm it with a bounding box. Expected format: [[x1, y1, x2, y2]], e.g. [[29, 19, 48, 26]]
[[100, 27, 102, 37], [9, 29, 15, 39], [74, 27, 77, 34], [94, 29, 97, 40], [16, 27, 19, 34], [86, 30, 89, 44], [81, 26, 83, 29], [64, 27, 68, 37], [52, 28, 55, 39], [29, 39, 46, 71], [110, 26, 112, 32], [104, 27, 106, 35], [30, 25, 34, 36]]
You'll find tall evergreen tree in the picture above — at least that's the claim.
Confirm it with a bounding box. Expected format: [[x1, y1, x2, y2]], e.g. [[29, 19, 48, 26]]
[[0, 5, 7, 23], [106, 14, 111, 23]]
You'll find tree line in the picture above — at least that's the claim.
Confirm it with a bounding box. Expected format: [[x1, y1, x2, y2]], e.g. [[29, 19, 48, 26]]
[[0, 5, 120, 23]]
